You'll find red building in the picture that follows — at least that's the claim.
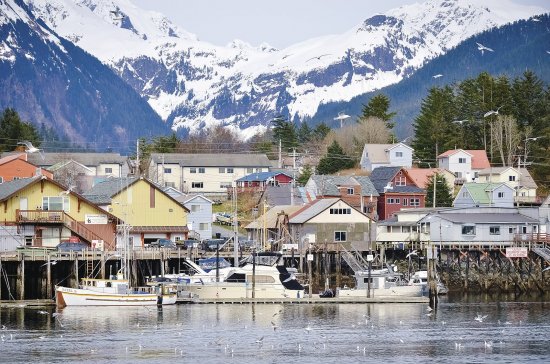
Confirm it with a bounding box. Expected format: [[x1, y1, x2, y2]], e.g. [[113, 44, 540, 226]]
[[236, 171, 293, 191], [0, 154, 53, 183], [369, 167, 426, 221]]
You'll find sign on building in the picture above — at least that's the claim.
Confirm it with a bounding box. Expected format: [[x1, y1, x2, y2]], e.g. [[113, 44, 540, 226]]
[[85, 214, 108, 224], [505, 247, 528, 258]]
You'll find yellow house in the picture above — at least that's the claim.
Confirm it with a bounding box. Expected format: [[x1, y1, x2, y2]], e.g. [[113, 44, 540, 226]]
[[83, 177, 189, 247], [0, 176, 119, 250]]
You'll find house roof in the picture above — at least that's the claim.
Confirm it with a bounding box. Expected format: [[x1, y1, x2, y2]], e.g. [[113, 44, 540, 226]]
[[437, 149, 490, 169], [363, 143, 410, 164], [181, 194, 213, 205], [246, 205, 303, 229], [405, 168, 447, 189], [149, 153, 271, 167], [437, 149, 473, 158], [437, 212, 538, 224], [261, 184, 304, 207], [47, 159, 94, 173], [310, 175, 379, 197], [236, 171, 292, 182], [0, 153, 25, 166], [289, 198, 342, 224], [1, 152, 127, 167], [369, 167, 424, 194], [477, 167, 537, 189], [460, 183, 510, 204], [0, 177, 40, 201]]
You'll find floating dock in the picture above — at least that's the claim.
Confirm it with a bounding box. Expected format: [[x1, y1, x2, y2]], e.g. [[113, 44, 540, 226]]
[[177, 296, 429, 304]]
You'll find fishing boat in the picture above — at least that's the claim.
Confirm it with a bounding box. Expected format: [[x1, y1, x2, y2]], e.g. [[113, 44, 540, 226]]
[[337, 265, 424, 298], [55, 275, 177, 307], [55, 222, 177, 307], [409, 270, 449, 295], [180, 252, 305, 300]]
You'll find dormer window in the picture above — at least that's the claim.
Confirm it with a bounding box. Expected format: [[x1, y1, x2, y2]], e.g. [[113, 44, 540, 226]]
[[347, 187, 354, 195]]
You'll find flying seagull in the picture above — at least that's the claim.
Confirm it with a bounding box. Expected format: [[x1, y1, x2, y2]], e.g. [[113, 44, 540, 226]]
[[476, 42, 494, 55], [483, 105, 503, 118], [283, 273, 297, 283], [433, 74, 443, 79], [406, 250, 418, 259], [18, 141, 45, 160], [453, 119, 468, 125], [306, 54, 331, 62]]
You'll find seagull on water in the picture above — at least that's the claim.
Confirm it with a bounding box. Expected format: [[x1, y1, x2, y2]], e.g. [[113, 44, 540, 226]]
[[476, 42, 494, 55], [304, 324, 313, 333], [270, 321, 278, 331], [474, 313, 488, 322]]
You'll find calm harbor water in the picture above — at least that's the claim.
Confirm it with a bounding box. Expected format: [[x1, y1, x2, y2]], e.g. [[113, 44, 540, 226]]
[[1, 295, 549, 363]]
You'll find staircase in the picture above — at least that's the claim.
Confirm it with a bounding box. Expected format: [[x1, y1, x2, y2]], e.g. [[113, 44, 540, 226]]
[[340, 243, 369, 273], [533, 247, 550, 262], [62, 212, 105, 244]]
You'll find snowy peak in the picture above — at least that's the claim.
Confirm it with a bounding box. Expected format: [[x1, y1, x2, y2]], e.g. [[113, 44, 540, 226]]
[[227, 39, 278, 53]]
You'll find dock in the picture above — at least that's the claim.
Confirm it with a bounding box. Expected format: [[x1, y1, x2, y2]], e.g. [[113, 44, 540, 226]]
[[177, 296, 429, 304], [0, 299, 56, 308]]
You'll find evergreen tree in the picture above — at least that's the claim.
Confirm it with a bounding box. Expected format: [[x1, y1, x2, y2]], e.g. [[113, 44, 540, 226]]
[[411, 86, 457, 167], [297, 164, 313, 186], [425, 173, 454, 207], [297, 122, 312, 144], [360, 94, 397, 129], [271, 116, 298, 150], [316, 140, 355, 174], [312, 122, 331, 141], [512, 71, 546, 129], [0, 108, 41, 152]]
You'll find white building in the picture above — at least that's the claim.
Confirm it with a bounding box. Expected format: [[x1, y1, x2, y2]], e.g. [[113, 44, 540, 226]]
[[437, 149, 490, 183], [359, 143, 413, 172]]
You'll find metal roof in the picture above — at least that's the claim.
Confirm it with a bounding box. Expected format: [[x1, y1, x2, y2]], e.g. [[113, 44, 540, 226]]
[[83, 177, 139, 205], [310, 175, 379, 197], [236, 171, 291, 182], [369, 167, 424, 194], [289, 198, 341, 224], [0, 177, 40, 201], [437, 212, 538, 224], [262, 184, 304, 207], [2, 152, 127, 167], [149, 153, 272, 167]]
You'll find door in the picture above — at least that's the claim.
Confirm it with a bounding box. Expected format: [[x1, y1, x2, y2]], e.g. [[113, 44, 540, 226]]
[[19, 197, 28, 220]]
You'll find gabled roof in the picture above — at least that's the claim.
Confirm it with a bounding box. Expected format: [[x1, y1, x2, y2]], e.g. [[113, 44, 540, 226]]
[[261, 184, 304, 207], [437, 149, 473, 158], [434, 212, 537, 224], [363, 143, 411, 164], [437, 149, 490, 169], [477, 167, 537, 190], [406, 168, 447, 189], [310, 175, 379, 197], [460, 183, 511, 204], [149, 153, 271, 167], [369, 167, 424, 194], [2, 152, 127, 167], [289, 198, 343, 224], [47, 159, 94, 173], [181, 194, 213, 205], [0, 177, 40, 201], [0, 153, 25, 166], [236, 171, 292, 182]]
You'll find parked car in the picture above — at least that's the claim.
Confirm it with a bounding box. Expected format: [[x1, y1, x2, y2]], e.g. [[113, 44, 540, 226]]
[[149, 238, 176, 249], [56, 241, 89, 252], [202, 239, 225, 251], [176, 239, 200, 249]]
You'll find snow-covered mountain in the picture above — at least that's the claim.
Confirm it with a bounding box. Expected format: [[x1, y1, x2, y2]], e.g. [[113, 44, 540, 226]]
[[0, 0, 168, 148], [16, 0, 550, 138]]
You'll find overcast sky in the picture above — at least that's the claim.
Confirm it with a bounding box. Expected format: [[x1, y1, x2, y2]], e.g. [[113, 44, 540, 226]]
[[133, 0, 549, 49]]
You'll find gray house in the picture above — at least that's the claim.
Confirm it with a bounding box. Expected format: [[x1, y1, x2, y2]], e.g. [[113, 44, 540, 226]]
[[418, 207, 539, 247], [163, 187, 213, 240]]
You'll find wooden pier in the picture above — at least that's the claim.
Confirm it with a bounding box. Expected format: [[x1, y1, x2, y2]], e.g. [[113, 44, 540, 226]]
[[178, 296, 429, 304]]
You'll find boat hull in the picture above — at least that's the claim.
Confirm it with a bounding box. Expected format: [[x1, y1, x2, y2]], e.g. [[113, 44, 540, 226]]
[[337, 285, 423, 298], [55, 286, 177, 307], [184, 283, 304, 300]]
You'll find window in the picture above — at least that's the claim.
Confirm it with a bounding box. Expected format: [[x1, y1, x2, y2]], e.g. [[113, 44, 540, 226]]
[[191, 182, 203, 188], [462, 192, 468, 197], [255, 168, 262, 173], [458, 158, 467, 164], [42, 196, 70, 212], [190, 167, 197, 173], [509, 175, 516, 182], [395, 177, 406, 186], [489, 226, 500, 235], [329, 208, 351, 214], [395, 198, 400, 204], [198, 168, 205, 174], [220, 182, 232, 188], [347, 187, 354, 195], [191, 205, 200, 212], [199, 223, 209, 230], [410, 198, 420, 207], [227, 168, 234, 174], [521, 226, 527, 234], [456, 172, 463, 178], [462, 225, 476, 235], [402, 226, 411, 233], [247, 168, 254, 173], [165, 182, 175, 188], [497, 192, 505, 198], [509, 227, 517, 234], [219, 168, 225, 173], [0, 176, 3, 183], [334, 231, 347, 242], [403, 199, 408, 206], [164, 168, 172, 174], [395, 151, 403, 158], [105, 167, 113, 174]]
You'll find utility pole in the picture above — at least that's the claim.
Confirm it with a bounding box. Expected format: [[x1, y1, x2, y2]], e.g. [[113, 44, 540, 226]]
[[307, 246, 313, 298], [291, 148, 296, 206], [278, 139, 282, 168], [136, 139, 140, 176], [233, 187, 239, 266]]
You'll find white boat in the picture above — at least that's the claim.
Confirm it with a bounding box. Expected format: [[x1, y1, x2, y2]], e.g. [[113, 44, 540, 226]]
[[409, 270, 448, 295], [337, 266, 424, 298], [56, 275, 177, 307], [181, 252, 305, 300]]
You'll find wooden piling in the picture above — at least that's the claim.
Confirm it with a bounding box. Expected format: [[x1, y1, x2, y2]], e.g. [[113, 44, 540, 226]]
[[74, 257, 79, 287], [100, 253, 106, 279], [17, 257, 25, 300], [465, 251, 469, 291], [46, 255, 52, 298]]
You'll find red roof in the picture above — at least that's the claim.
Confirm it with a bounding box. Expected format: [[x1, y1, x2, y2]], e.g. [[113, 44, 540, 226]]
[[0, 153, 26, 165], [437, 149, 490, 169], [405, 168, 440, 189]]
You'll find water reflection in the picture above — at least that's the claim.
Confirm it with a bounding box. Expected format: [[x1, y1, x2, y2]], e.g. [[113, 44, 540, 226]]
[[0, 298, 548, 363]]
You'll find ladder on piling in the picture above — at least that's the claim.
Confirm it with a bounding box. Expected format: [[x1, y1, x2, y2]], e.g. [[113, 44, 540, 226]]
[[86, 257, 95, 277]]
